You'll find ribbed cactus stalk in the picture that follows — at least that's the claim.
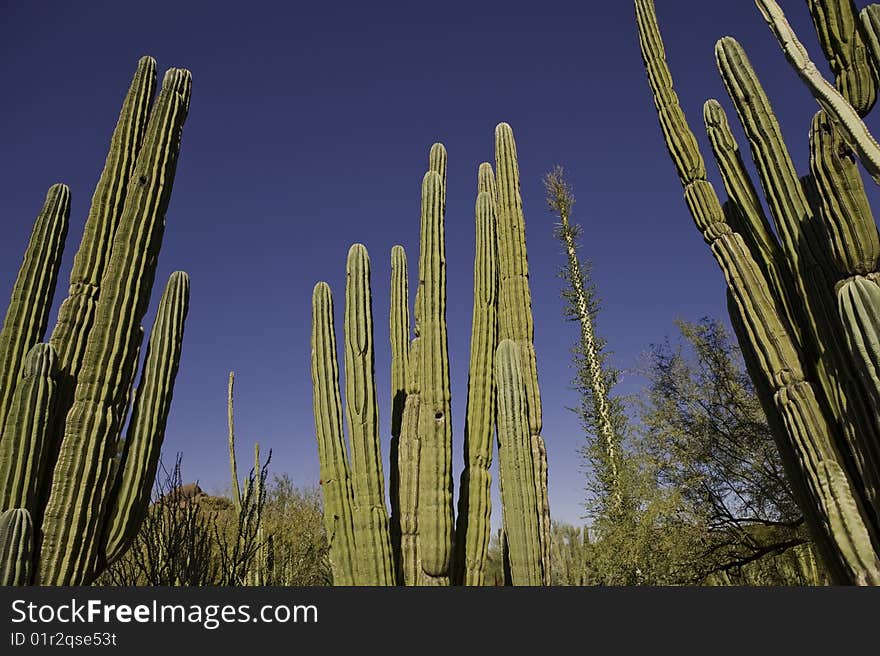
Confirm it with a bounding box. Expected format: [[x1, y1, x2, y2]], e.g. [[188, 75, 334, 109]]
[[48, 57, 157, 444], [494, 340, 543, 586], [0, 509, 34, 586], [388, 245, 409, 582], [311, 137, 547, 586], [636, 0, 880, 584], [453, 164, 499, 586], [416, 167, 454, 581], [0, 57, 191, 586], [38, 65, 192, 586], [714, 37, 880, 511], [0, 344, 58, 516], [807, 0, 877, 116], [756, 0, 880, 184], [102, 272, 189, 565], [344, 245, 396, 585], [397, 336, 421, 585], [494, 123, 550, 583], [0, 185, 69, 438], [310, 282, 358, 585]]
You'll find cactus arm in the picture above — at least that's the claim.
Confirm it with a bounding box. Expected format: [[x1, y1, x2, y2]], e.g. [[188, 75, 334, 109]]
[[860, 6, 880, 80], [388, 245, 409, 581], [494, 340, 543, 586], [806, 0, 878, 116], [495, 123, 548, 582], [817, 459, 880, 584], [397, 336, 421, 585], [101, 271, 189, 567], [809, 110, 880, 278], [415, 170, 454, 580], [454, 181, 499, 586], [311, 282, 358, 586], [0, 344, 58, 515], [38, 69, 191, 585], [0, 509, 34, 586], [49, 58, 158, 425], [755, 0, 880, 184], [0, 185, 69, 437], [343, 245, 395, 585]]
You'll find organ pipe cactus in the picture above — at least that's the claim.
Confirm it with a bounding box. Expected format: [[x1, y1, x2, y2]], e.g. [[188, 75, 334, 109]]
[[495, 123, 550, 584], [0, 56, 191, 585], [310, 247, 396, 586], [312, 132, 547, 585], [636, 0, 880, 584], [416, 169, 454, 582], [310, 282, 358, 585], [494, 340, 543, 586], [453, 165, 499, 587]]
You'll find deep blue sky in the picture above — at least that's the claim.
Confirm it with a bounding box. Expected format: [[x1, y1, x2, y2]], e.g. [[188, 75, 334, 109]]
[[1, 1, 868, 526]]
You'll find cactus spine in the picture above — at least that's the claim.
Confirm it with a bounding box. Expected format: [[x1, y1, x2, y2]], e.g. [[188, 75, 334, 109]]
[[0, 57, 191, 586], [636, 0, 880, 584]]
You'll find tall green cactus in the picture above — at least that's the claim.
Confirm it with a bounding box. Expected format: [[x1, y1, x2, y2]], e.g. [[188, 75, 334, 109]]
[[310, 282, 358, 585], [494, 340, 543, 586], [311, 134, 548, 586], [310, 247, 395, 586], [416, 169, 454, 582], [636, 0, 880, 584], [495, 123, 550, 584], [0, 185, 69, 439], [388, 245, 409, 582], [0, 56, 191, 585], [453, 164, 499, 586]]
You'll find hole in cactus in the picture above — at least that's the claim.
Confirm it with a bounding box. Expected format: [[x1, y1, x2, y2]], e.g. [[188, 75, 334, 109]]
[[138, 174, 149, 186], [434, 412, 443, 421]]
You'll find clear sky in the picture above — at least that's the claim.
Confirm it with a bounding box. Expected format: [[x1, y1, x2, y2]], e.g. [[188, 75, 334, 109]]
[[2, 1, 872, 526]]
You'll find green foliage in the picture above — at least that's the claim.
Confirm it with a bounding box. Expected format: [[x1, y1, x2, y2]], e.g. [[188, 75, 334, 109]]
[[0, 56, 191, 586], [99, 456, 330, 586]]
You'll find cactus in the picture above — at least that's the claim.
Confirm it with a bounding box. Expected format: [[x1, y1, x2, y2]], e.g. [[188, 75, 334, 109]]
[[756, 0, 880, 183], [388, 245, 409, 582], [494, 340, 543, 586], [0, 509, 34, 586], [0, 57, 191, 585], [396, 335, 421, 585], [0, 185, 69, 438], [416, 169, 454, 581], [495, 123, 550, 584], [636, 0, 880, 584], [312, 134, 547, 585], [310, 248, 396, 586], [310, 282, 358, 585], [453, 166, 499, 586]]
